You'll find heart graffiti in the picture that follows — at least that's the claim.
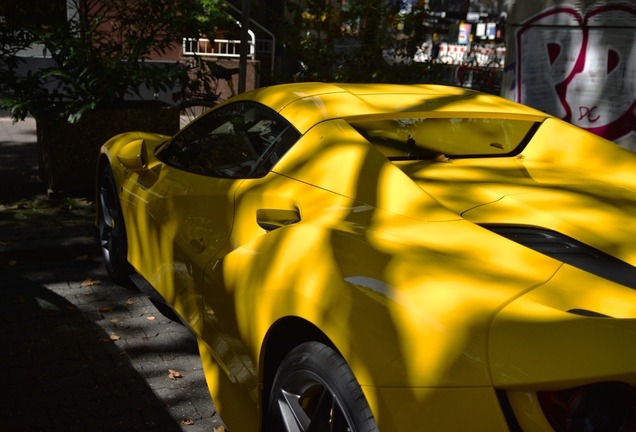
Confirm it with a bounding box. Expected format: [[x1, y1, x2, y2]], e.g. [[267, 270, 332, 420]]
[[514, 4, 636, 142]]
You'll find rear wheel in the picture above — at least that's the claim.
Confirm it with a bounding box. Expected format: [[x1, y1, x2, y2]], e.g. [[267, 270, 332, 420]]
[[266, 342, 379, 432], [98, 165, 132, 285]]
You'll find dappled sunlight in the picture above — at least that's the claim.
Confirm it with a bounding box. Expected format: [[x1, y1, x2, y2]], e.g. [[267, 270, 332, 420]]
[[216, 222, 398, 391], [273, 119, 458, 221], [385, 117, 636, 267], [99, 82, 636, 431], [226, 226, 352, 351], [355, 217, 561, 387], [196, 338, 260, 431], [118, 140, 242, 336], [524, 265, 636, 319], [490, 267, 636, 389], [402, 158, 534, 184], [372, 161, 457, 219], [121, 177, 182, 315], [274, 122, 372, 203], [1, 263, 214, 430], [180, 108, 606, 425], [523, 118, 636, 190], [214, 183, 564, 391], [280, 93, 384, 133], [358, 91, 540, 117], [465, 191, 636, 266]]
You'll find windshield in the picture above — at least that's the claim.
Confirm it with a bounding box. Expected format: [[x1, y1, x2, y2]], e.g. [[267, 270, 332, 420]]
[[349, 117, 540, 160]]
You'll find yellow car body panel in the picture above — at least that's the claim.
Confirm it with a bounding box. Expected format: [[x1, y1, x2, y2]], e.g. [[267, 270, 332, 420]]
[[97, 83, 636, 431], [271, 119, 460, 222], [490, 264, 636, 390], [229, 83, 548, 135], [393, 118, 636, 267], [369, 386, 509, 431]]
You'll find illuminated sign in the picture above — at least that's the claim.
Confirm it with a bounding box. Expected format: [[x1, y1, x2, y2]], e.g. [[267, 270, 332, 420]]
[[458, 23, 472, 44]]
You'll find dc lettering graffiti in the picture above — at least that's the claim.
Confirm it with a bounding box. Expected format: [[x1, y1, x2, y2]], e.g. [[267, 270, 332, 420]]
[[578, 106, 600, 123]]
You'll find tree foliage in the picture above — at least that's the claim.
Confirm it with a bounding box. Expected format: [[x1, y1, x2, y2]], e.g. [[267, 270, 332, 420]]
[[0, 0, 228, 123], [275, 0, 444, 84]]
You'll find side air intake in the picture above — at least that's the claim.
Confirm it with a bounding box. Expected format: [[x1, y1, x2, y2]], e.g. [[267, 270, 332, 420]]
[[567, 309, 612, 318], [482, 225, 636, 290]]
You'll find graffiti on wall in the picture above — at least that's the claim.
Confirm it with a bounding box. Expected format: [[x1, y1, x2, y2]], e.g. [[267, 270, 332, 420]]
[[510, 4, 636, 143]]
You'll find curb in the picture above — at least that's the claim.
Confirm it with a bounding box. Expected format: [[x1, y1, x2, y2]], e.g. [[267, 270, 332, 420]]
[[0, 235, 100, 265]]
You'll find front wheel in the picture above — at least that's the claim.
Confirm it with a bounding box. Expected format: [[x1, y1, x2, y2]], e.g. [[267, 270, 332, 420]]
[[265, 342, 379, 432], [98, 165, 133, 286]]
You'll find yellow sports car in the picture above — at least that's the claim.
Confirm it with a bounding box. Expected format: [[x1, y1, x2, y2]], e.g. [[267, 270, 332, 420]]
[[96, 83, 636, 432]]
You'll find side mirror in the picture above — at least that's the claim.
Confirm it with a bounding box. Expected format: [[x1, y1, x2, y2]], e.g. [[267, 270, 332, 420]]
[[117, 139, 149, 176]]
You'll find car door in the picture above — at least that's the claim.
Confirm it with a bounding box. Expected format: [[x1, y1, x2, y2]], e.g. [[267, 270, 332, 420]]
[[122, 101, 295, 336], [195, 119, 388, 401]]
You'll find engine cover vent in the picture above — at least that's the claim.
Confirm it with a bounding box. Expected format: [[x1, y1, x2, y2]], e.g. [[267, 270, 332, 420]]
[[482, 225, 636, 290], [567, 309, 612, 318]]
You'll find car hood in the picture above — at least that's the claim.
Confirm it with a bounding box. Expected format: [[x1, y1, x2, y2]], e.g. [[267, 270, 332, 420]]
[[399, 157, 636, 267]]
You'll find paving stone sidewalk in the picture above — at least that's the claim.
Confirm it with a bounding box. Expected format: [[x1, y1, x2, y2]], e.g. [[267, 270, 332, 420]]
[[0, 111, 98, 264], [0, 112, 225, 431], [0, 257, 223, 431]]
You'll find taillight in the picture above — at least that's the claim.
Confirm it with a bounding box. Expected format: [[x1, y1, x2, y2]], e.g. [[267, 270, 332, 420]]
[[539, 382, 636, 432]]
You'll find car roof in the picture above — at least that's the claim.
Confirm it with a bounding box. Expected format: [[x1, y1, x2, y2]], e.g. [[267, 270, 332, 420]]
[[230, 83, 550, 133]]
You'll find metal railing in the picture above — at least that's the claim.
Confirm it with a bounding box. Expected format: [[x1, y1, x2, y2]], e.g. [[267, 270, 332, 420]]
[[182, 30, 256, 60], [182, 1, 275, 73], [223, 0, 275, 72]]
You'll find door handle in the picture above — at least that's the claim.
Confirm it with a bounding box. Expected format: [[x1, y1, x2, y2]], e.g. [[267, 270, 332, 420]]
[[256, 208, 301, 231]]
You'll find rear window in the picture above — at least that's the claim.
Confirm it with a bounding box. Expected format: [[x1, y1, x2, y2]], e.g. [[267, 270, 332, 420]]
[[348, 117, 540, 160]]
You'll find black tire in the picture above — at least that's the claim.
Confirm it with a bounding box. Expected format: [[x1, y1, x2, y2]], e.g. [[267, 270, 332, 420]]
[[179, 99, 216, 128], [265, 342, 379, 432], [98, 165, 133, 286]]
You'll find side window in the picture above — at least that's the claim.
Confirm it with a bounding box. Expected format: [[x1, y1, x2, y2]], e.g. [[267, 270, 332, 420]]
[[157, 102, 298, 178]]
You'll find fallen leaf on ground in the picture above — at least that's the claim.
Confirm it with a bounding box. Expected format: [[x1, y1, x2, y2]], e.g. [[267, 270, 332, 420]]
[[81, 278, 101, 287], [83, 291, 92, 296], [65, 305, 76, 311], [98, 306, 113, 312], [182, 418, 194, 426], [109, 334, 121, 341], [99, 338, 112, 343], [214, 426, 226, 432], [168, 369, 184, 380], [75, 255, 88, 262], [110, 318, 119, 324], [125, 298, 134, 305], [0, 241, 13, 247], [147, 316, 156, 321], [118, 351, 127, 355]]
